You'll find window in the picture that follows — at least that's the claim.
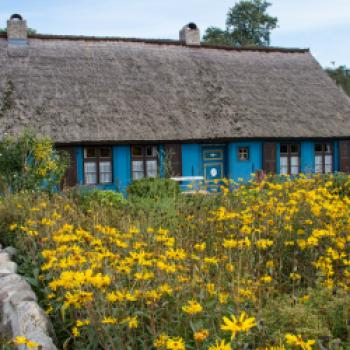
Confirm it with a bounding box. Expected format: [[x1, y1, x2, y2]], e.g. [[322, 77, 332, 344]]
[[315, 143, 333, 174], [280, 144, 300, 175], [238, 147, 249, 161], [132, 145, 158, 180], [84, 147, 112, 185]]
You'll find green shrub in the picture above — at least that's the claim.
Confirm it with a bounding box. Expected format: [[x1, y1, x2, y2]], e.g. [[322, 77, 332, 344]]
[[260, 288, 350, 348], [0, 131, 66, 193], [73, 188, 127, 210], [127, 178, 180, 200]]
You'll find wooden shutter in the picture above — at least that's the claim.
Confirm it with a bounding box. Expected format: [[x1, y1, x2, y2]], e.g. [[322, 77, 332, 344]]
[[164, 144, 182, 177], [263, 143, 277, 174], [339, 141, 350, 173], [56, 147, 77, 188]]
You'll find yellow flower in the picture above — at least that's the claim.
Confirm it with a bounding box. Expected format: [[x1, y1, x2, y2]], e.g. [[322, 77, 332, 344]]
[[166, 337, 186, 350], [72, 326, 80, 337], [289, 273, 301, 281], [26, 340, 40, 349], [127, 316, 138, 329], [218, 292, 229, 304], [260, 275, 272, 284], [225, 263, 234, 272], [193, 329, 209, 342], [285, 333, 315, 350], [154, 334, 169, 348], [77, 319, 90, 327], [220, 311, 256, 339], [102, 316, 117, 325], [208, 339, 232, 350], [194, 242, 206, 251], [207, 283, 216, 295], [9, 223, 18, 231], [182, 300, 203, 315], [13, 336, 27, 345]]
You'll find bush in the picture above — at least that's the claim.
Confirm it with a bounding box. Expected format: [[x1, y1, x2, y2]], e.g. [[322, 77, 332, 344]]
[[127, 178, 180, 200], [73, 188, 127, 210], [0, 131, 66, 193]]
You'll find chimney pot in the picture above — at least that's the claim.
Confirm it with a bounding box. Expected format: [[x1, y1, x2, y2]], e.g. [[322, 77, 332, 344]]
[[179, 23, 200, 46], [7, 14, 28, 45]]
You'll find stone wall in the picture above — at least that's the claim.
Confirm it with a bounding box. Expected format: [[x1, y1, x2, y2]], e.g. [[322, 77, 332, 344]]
[[0, 245, 57, 349]]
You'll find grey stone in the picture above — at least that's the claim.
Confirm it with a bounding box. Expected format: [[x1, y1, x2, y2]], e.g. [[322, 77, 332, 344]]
[[23, 330, 57, 350], [0, 252, 10, 265], [0, 261, 17, 274], [3, 247, 17, 258], [0, 252, 57, 349], [16, 301, 51, 335], [10, 289, 37, 306], [0, 274, 30, 292]]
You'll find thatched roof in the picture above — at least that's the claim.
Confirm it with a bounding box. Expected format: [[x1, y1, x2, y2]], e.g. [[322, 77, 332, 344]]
[[1, 34, 350, 143]]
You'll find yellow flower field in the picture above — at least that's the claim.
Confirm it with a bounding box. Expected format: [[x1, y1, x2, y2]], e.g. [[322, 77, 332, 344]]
[[2, 174, 350, 349]]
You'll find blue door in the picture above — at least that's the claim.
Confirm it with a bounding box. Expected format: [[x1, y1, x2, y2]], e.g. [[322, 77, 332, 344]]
[[202, 146, 226, 192]]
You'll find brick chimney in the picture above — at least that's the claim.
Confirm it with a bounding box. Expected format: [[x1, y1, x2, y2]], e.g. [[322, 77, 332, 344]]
[[7, 14, 28, 45], [179, 23, 200, 46]]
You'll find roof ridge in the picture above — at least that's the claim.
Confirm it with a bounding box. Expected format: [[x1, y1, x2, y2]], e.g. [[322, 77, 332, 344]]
[[0, 32, 309, 53]]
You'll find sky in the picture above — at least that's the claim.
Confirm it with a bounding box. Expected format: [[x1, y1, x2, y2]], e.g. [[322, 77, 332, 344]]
[[0, 0, 349, 68]]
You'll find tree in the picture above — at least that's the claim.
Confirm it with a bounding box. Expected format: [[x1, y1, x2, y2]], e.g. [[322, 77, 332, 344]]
[[203, 27, 232, 46], [326, 65, 350, 97], [0, 28, 37, 35], [203, 0, 278, 47]]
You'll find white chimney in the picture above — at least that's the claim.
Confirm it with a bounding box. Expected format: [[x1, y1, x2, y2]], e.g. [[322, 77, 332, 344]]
[[179, 23, 200, 46], [7, 14, 28, 45]]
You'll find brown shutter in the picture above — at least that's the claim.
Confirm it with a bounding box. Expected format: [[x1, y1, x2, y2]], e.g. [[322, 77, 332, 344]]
[[56, 147, 77, 188], [164, 144, 182, 177], [339, 140, 350, 173], [263, 143, 277, 174]]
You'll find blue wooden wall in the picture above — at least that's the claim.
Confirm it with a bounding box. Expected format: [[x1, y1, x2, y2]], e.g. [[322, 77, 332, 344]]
[[73, 141, 341, 194], [228, 142, 262, 181], [182, 144, 203, 177]]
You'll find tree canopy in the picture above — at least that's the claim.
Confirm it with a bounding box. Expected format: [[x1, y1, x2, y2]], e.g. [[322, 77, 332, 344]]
[[326, 65, 350, 97], [203, 0, 278, 47], [0, 28, 37, 35]]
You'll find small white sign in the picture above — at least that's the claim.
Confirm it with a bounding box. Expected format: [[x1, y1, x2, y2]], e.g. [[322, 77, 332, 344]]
[[210, 168, 218, 177]]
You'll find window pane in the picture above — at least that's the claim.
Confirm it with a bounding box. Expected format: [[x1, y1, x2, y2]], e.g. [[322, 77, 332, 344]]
[[315, 155, 322, 173], [132, 146, 143, 157], [132, 161, 144, 180], [238, 147, 249, 160], [100, 148, 112, 157], [280, 166, 288, 175], [315, 144, 322, 153], [85, 148, 96, 158], [325, 164, 332, 174], [146, 147, 153, 157], [325, 155, 332, 174], [325, 155, 332, 165], [84, 162, 97, 184], [290, 144, 299, 154], [280, 157, 288, 167], [291, 166, 299, 175], [291, 156, 299, 167], [315, 155, 322, 165], [146, 160, 157, 178], [325, 144, 332, 153], [280, 144, 288, 154], [99, 161, 112, 183]]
